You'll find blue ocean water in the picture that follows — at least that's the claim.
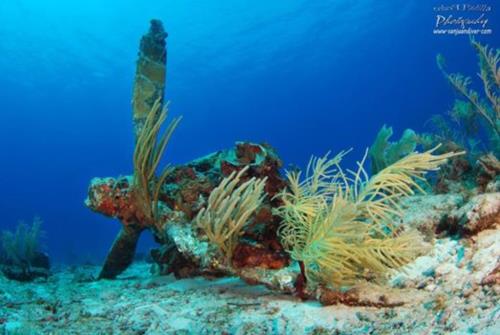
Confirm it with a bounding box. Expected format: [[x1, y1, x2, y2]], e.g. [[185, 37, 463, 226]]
[[0, 0, 497, 263]]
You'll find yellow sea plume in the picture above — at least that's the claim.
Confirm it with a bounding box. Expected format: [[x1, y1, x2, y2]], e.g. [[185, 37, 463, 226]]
[[195, 167, 267, 263], [275, 146, 462, 287], [132, 98, 182, 227]]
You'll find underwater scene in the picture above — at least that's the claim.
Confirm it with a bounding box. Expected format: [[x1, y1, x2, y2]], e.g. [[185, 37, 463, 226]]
[[0, 0, 499, 334]]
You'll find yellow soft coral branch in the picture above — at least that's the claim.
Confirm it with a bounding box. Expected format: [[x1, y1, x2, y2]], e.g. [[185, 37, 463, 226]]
[[195, 167, 267, 264], [132, 98, 182, 228], [276, 146, 462, 288]]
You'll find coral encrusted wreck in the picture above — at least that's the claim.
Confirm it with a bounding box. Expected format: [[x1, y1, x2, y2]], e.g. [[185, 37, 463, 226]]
[[84, 21, 499, 316]]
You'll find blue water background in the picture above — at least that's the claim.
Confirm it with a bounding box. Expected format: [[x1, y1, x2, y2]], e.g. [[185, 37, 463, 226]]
[[0, 0, 497, 263]]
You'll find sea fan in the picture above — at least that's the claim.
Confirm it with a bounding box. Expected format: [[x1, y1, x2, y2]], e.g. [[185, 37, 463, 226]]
[[275, 146, 461, 287]]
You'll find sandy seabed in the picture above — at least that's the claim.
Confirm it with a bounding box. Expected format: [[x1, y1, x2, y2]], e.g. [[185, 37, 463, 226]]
[[1, 224, 498, 335]]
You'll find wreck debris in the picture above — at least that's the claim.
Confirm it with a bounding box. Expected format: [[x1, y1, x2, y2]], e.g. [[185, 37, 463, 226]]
[[132, 19, 168, 135], [232, 243, 289, 270], [90, 21, 180, 279], [86, 141, 290, 279], [85, 20, 499, 309], [98, 225, 144, 279], [85, 176, 146, 279]]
